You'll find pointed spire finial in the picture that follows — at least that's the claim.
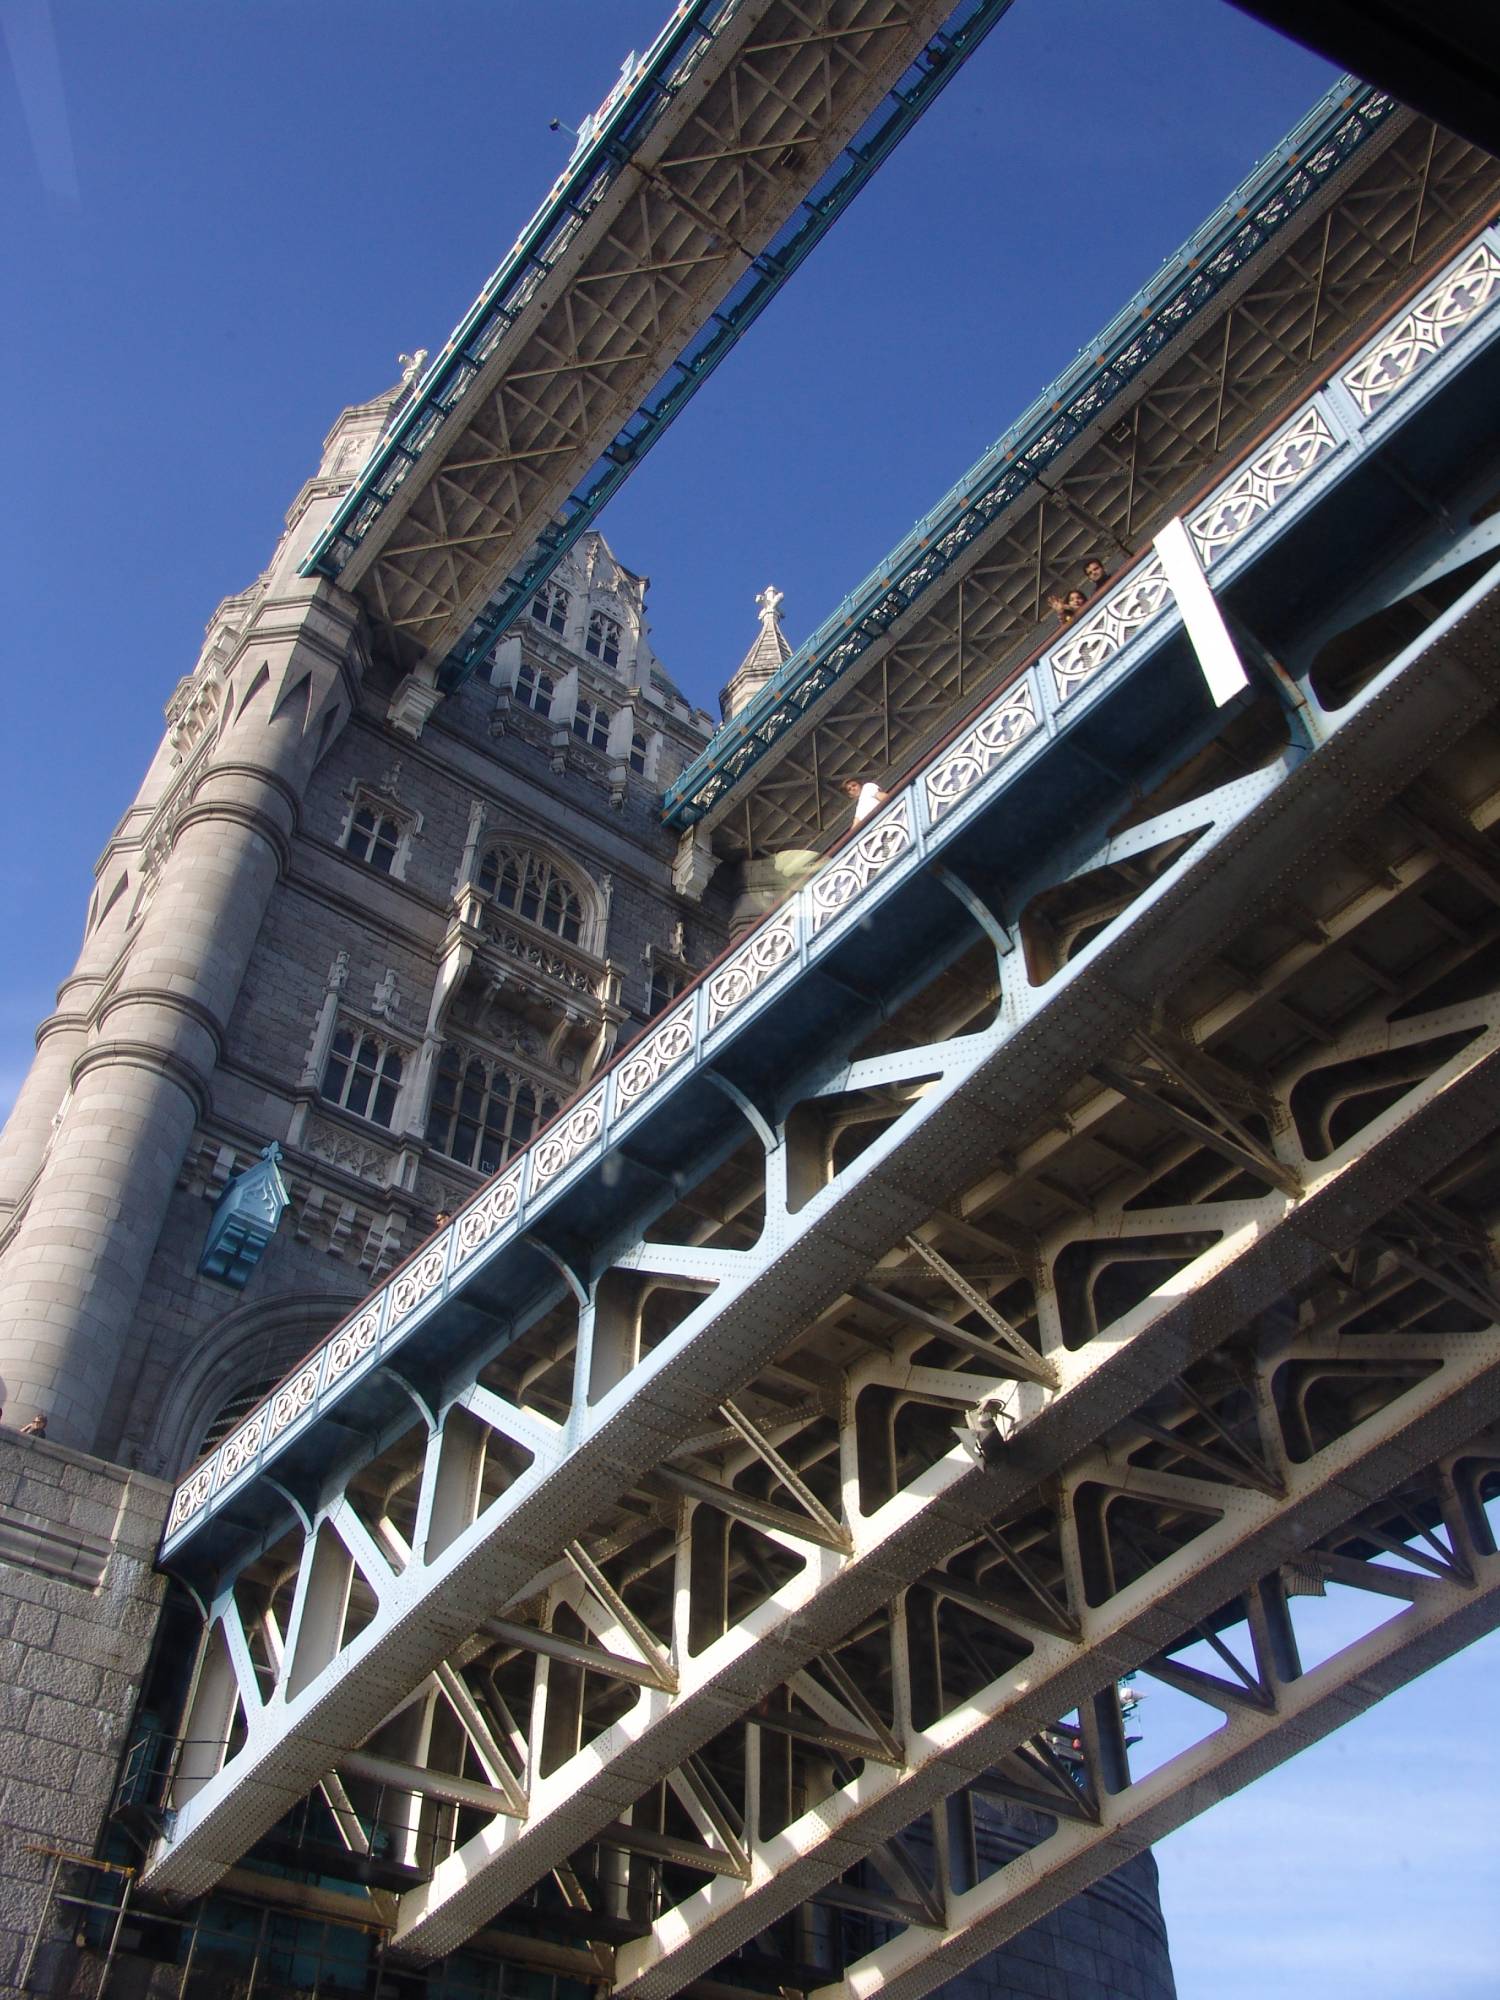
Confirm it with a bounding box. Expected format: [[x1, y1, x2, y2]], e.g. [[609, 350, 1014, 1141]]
[[721, 585, 793, 720]]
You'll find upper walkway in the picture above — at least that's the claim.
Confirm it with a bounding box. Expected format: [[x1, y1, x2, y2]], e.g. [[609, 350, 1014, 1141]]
[[299, 0, 1013, 681], [663, 84, 1499, 861]]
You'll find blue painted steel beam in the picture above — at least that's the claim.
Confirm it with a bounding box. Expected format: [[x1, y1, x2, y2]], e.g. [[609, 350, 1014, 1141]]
[[660, 76, 1397, 826]]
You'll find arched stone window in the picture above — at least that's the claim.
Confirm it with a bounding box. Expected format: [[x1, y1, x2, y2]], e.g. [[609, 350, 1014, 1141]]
[[648, 961, 687, 1016], [477, 845, 586, 944], [320, 1026, 404, 1127], [426, 1045, 559, 1174], [530, 581, 569, 633], [572, 696, 611, 750], [630, 730, 649, 775], [515, 663, 554, 716], [586, 610, 622, 668], [345, 803, 401, 873]]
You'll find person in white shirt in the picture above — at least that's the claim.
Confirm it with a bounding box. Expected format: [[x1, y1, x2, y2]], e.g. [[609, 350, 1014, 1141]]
[[842, 776, 888, 828]]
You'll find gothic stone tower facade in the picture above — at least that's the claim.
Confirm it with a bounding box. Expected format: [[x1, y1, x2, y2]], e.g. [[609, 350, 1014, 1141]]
[[0, 383, 1174, 2000], [0, 379, 719, 1473]]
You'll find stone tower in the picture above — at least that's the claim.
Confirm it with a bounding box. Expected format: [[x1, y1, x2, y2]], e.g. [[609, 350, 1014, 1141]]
[[0, 376, 718, 1476]]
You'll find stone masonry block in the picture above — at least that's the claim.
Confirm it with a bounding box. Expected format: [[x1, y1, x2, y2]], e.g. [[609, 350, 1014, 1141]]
[[23, 1692, 119, 1754], [0, 1776, 107, 1847], [0, 1683, 34, 1732], [17, 1650, 102, 1705], [0, 1731, 81, 1788], [8, 1601, 59, 1649]]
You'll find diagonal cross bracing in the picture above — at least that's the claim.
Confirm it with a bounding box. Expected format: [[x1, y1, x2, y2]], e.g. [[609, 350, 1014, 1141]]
[[811, 1469, 1500, 1999], [411, 1195, 1500, 1961], [395, 814, 1500, 1959], [163, 224, 1500, 1571], [617, 1358, 1500, 1994], [144, 543, 1500, 1911]]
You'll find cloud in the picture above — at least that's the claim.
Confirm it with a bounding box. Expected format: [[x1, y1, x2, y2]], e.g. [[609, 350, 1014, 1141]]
[[1, 0, 80, 204]]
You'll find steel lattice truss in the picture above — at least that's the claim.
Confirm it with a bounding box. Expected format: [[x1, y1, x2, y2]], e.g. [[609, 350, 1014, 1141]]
[[687, 112, 1500, 860], [143, 496, 1500, 1986], [138, 232, 1500, 1983], [321, 0, 960, 677]]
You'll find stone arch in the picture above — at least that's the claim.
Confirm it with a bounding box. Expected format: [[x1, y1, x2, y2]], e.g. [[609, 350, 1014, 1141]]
[[154, 1289, 363, 1479]]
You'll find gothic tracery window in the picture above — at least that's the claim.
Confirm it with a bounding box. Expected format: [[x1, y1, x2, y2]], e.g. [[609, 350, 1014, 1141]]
[[585, 611, 621, 668], [425, 1045, 558, 1174], [514, 663, 554, 716], [648, 962, 688, 1016], [572, 697, 611, 750], [321, 1026, 404, 1127], [345, 804, 402, 874], [477, 845, 585, 944], [530, 581, 569, 633], [629, 730, 649, 775]]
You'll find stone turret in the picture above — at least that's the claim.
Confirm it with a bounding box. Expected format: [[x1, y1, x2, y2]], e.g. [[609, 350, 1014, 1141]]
[[719, 583, 792, 719], [0, 581, 365, 1448]]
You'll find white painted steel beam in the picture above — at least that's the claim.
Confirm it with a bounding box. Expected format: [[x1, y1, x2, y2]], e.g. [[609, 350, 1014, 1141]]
[[611, 1323, 1500, 1993], [143, 572, 1500, 1907], [1152, 517, 1249, 707], [816, 1490, 1500, 2000]]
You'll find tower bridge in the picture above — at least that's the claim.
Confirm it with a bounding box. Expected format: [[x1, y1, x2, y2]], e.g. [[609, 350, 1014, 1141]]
[[141, 213, 1500, 1990], [5, 3, 1500, 1994]]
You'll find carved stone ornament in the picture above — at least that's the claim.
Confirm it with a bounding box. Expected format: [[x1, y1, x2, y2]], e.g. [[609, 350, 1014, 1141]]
[[301, 1116, 391, 1183]]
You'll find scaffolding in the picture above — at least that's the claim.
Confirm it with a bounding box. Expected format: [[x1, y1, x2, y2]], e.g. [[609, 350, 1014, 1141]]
[[17, 1842, 590, 2000]]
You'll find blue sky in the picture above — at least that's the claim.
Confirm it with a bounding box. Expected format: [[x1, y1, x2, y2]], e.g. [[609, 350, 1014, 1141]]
[[2, 2, 1496, 1990]]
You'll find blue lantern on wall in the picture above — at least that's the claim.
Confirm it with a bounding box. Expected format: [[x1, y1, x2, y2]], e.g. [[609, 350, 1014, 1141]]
[[199, 1142, 290, 1287]]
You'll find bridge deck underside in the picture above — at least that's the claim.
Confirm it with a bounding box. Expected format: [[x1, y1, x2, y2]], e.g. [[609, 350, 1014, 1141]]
[[696, 114, 1500, 858], [139, 228, 1500, 1994], [332, 0, 954, 675], [155, 610, 1500, 1985]]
